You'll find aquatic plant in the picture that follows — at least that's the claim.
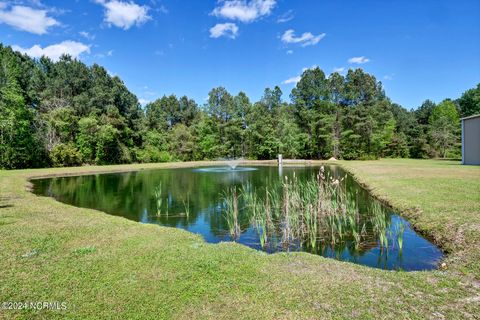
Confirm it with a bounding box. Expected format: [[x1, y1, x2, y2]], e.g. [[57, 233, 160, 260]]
[[370, 202, 389, 251], [153, 183, 163, 216], [223, 186, 241, 240], [239, 167, 394, 254]]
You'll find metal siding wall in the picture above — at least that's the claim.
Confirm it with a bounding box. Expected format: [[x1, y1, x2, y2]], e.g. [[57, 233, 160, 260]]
[[462, 119, 465, 164], [464, 117, 480, 165]]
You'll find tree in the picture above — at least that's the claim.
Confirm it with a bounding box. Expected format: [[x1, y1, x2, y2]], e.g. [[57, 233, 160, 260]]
[[206, 87, 243, 157], [178, 96, 198, 126], [192, 112, 221, 160], [0, 47, 39, 168], [276, 106, 305, 158], [96, 124, 122, 164], [458, 84, 480, 118], [291, 67, 332, 158], [372, 116, 396, 157], [344, 68, 384, 106], [327, 72, 346, 158], [145, 97, 169, 131], [245, 88, 283, 159], [245, 101, 279, 159], [169, 124, 195, 161], [50, 143, 82, 167], [0, 43, 470, 168], [136, 130, 170, 163], [415, 100, 436, 125], [429, 99, 460, 158], [408, 100, 437, 158], [77, 116, 99, 163]]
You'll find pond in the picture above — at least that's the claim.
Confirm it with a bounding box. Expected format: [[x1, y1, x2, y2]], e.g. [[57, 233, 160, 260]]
[[32, 165, 444, 271]]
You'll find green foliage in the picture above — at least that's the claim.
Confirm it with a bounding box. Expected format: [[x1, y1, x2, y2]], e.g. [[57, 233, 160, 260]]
[[192, 113, 222, 160], [0, 45, 142, 168], [276, 106, 305, 158], [50, 143, 82, 167], [372, 116, 396, 156], [246, 97, 279, 159], [0, 49, 39, 169], [77, 116, 99, 163], [0, 42, 472, 169], [169, 124, 195, 161], [429, 100, 460, 158], [458, 83, 480, 117], [95, 124, 122, 164], [385, 132, 410, 158], [429, 99, 459, 124]]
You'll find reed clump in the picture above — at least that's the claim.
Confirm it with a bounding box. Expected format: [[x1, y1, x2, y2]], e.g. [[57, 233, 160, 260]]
[[221, 166, 401, 254], [221, 167, 404, 255], [244, 168, 370, 251], [222, 186, 241, 240]]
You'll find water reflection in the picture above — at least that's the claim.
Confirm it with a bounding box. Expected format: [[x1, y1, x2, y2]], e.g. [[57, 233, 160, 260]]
[[33, 165, 443, 271]]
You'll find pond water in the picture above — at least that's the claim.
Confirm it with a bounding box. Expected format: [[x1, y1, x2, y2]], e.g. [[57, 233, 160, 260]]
[[32, 165, 443, 271]]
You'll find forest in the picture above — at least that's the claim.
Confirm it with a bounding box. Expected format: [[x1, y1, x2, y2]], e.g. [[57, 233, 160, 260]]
[[0, 43, 479, 169]]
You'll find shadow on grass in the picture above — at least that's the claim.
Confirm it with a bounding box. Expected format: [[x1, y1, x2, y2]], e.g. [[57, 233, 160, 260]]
[[434, 158, 462, 161]]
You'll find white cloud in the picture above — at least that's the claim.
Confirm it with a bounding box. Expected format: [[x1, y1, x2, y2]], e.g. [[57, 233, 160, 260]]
[[333, 67, 345, 73], [348, 56, 370, 64], [139, 98, 150, 105], [282, 76, 301, 85], [281, 29, 325, 47], [277, 9, 293, 23], [209, 23, 239, 39], [282, 65, 318, 85], [95, 0, 150, 30], [302, 64, 317, 72], [0, 5, 59, 34], [212, 0, 276, 23], [95, 49, 114, 59], [157, 5, 168, 14], [79, 31, 95, 40], [12, 40, 90, 61], [383, 73, 394, 80], [286, 50, 293, 55]]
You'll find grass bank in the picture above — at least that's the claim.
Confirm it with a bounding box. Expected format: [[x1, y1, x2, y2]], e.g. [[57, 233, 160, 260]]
[[341, 159, 480, 279], [0, 159, 479, 319]]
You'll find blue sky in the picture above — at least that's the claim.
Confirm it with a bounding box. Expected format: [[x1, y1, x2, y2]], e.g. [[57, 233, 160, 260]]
[[1, 0, 479, 109]]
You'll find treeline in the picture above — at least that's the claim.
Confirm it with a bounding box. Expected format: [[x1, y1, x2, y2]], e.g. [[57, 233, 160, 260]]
[[0, 44, 479, 169]]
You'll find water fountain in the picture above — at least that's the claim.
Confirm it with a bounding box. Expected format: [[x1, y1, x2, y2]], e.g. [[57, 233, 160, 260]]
[[225, 157, 242, 170], [193, 158, 257, 173]]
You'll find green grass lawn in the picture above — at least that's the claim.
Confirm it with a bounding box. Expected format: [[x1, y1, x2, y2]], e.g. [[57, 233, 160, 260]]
[[0, 159, 479, 319], [341, 159, 480, 278]]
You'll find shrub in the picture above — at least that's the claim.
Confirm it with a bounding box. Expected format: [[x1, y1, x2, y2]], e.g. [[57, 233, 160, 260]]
[[136, 146, 172, 163], [76, 116, 98, 164], [157, 151, 172, 163], [50, 143, 82, 167], [358, 154, 379, 161], [95, 125, 121, 164]]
